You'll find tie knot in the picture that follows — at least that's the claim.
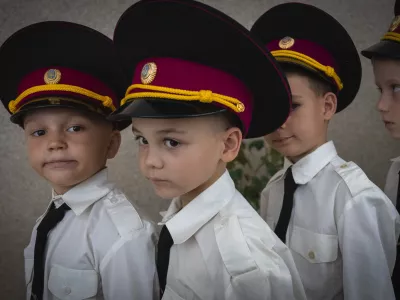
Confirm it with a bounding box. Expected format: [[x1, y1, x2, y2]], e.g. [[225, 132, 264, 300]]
[[37, 203, 71, 234], [284, 167, 297, 190]]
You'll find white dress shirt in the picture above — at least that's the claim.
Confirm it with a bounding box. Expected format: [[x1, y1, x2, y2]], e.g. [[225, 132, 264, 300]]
[[159, 170, 306, 300], [260, 141, 400, 300], [384, 156, 400, 206], [24, 169, 158, 300]]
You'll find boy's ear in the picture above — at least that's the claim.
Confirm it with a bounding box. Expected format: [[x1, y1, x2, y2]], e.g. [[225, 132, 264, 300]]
[[106, 130, 122, 159], [322, 92, 337, 121], [221, 127, 242, 163]]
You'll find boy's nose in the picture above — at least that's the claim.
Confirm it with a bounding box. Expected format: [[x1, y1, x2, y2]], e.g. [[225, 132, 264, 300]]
[[377, 94, 391, 113], [47, 133, 67, 151], [144, 148, 163, 169]]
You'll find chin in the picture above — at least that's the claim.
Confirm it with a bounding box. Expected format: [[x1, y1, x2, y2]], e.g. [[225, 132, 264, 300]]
[[153, 187, 180, 200], [389, 130, 400, 140], [274, 146, 301, 158]]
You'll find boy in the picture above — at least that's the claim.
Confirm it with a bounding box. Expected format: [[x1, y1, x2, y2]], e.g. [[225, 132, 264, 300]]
[[109, 0, 306, 299], [362, 0, 400, 297], [251, 3, 400, 300], [0, 22, 157, 299]]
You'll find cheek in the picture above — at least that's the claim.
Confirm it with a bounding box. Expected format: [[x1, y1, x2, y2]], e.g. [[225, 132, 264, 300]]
[[264, 134, 275, 145], [392, 95, 400, 117], [25, 139, 42, 164]]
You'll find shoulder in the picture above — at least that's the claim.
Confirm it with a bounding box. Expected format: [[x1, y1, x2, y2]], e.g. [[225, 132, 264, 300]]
[[267, 167, 286, 185], [98, 188, 155, 239], [215, 192, 280, 276], [330, 160, 379, 197]]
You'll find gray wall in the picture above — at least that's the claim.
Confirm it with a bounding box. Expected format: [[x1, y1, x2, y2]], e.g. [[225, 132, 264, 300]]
[[0, 0, 399, 298]]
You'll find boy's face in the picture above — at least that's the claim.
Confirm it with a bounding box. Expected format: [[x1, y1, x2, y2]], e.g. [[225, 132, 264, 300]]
[[264, 73, 335, 162], [23, 108, 121, 194], [373, 59, 400, 139], [132, 116, 241, 204]]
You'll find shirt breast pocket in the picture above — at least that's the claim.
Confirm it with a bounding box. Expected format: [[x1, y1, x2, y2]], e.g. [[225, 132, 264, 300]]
[[48, 264, 99, 300], [290, 226, 338, 263], [162, 286, 187, 300]]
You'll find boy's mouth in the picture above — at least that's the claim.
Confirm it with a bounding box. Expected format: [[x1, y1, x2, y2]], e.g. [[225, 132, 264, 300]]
[[43, 160, 77, 168], [383, 120, 396, 128], [273, 136, 294, 143]]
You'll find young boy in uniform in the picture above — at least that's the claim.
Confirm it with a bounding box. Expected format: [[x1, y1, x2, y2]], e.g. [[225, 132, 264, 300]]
[[0, 22, 157, 299], [251, 3, 400, 300], [362, 0, 400, 297], [109, 0, 306, 299]]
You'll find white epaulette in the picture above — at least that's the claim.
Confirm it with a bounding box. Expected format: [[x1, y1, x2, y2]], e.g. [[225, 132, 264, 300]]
[[103, 188, 144, 238], [214, 214, 259, 277], [332, 161, 374, 197]]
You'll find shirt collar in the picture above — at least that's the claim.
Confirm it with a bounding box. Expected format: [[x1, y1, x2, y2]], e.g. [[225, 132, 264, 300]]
[[51, 168, 113, 215], [159, 169, 235, 244], [390, 156, 400, 162], [291, 141, 337, 185]]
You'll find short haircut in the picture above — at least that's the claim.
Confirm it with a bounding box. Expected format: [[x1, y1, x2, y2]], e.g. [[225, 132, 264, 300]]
[[218, 110, 243, 132], [281, 63, 337, 97]]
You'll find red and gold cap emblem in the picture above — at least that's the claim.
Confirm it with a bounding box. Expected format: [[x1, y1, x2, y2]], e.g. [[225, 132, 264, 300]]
[[279, 36, 295, 49], [44, 69, 61, 84], [140, 62, 157, 84]]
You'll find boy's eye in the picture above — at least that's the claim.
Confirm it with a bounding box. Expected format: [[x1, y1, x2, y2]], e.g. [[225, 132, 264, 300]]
[[393, 85, 400, 93], [164, 139, 180, 148], [32, 129, 46, 137], [67, 125, 82, 132], [135, 136, 148, 145], [291, 103, 300, 111]]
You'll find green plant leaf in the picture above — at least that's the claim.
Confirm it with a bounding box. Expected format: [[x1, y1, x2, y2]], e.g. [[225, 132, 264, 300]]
[[248, 139, 264, 151]]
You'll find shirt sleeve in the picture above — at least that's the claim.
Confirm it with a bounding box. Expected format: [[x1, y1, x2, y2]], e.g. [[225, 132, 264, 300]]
[[338, 187, 400, 300], [100, 222, 159, 300]]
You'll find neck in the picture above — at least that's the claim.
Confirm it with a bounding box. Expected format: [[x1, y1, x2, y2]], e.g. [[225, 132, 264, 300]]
[[180, 163, 226, 207], [51, 166, 107, 195], [288, 139, 328, 163]]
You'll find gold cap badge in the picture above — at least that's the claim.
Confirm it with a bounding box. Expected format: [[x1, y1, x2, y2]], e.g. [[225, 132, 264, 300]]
[[141, 62, 157, 85], [390, 15, 400, 32], [279, 36, 295, 49], [44, 69, 61, 84]]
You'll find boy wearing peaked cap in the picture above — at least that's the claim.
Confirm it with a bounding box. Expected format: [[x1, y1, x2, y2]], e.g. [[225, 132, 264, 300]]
[[0, 22, 158, 300], [252, 3, 400, 300], [109, 0, 306, 299], [362, 0, 400, 297]]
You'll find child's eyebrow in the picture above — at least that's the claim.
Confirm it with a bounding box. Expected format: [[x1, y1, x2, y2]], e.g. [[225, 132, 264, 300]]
[[131, 126, 142, 134], [292, 95, 303, 100], [156, 128, 187, 135]]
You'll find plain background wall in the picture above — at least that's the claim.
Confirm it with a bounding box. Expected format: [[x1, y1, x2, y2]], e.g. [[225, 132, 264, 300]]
[[1, 0, 399, 298]]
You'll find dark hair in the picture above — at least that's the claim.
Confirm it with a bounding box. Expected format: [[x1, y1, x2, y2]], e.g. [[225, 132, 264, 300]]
[[281, 63, 337, 96], [219, 110, 243, 132]]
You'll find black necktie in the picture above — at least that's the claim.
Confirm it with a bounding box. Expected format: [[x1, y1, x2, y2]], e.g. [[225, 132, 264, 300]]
[[157, 225, 174, 298], [275, 167, 298, 243], [31, 203, 71, 300]]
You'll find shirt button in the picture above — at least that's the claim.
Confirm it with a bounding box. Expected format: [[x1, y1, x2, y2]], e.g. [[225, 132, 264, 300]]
[[340, 163, 348, 169], [64, 287, 71, 295], [308, 250, 315, 260]]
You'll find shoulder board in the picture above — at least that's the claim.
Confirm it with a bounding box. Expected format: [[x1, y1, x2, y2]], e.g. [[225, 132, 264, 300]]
[[104, 189, 144, 238], [333, 161, 374, 197], [214, 215, 258, 277]]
